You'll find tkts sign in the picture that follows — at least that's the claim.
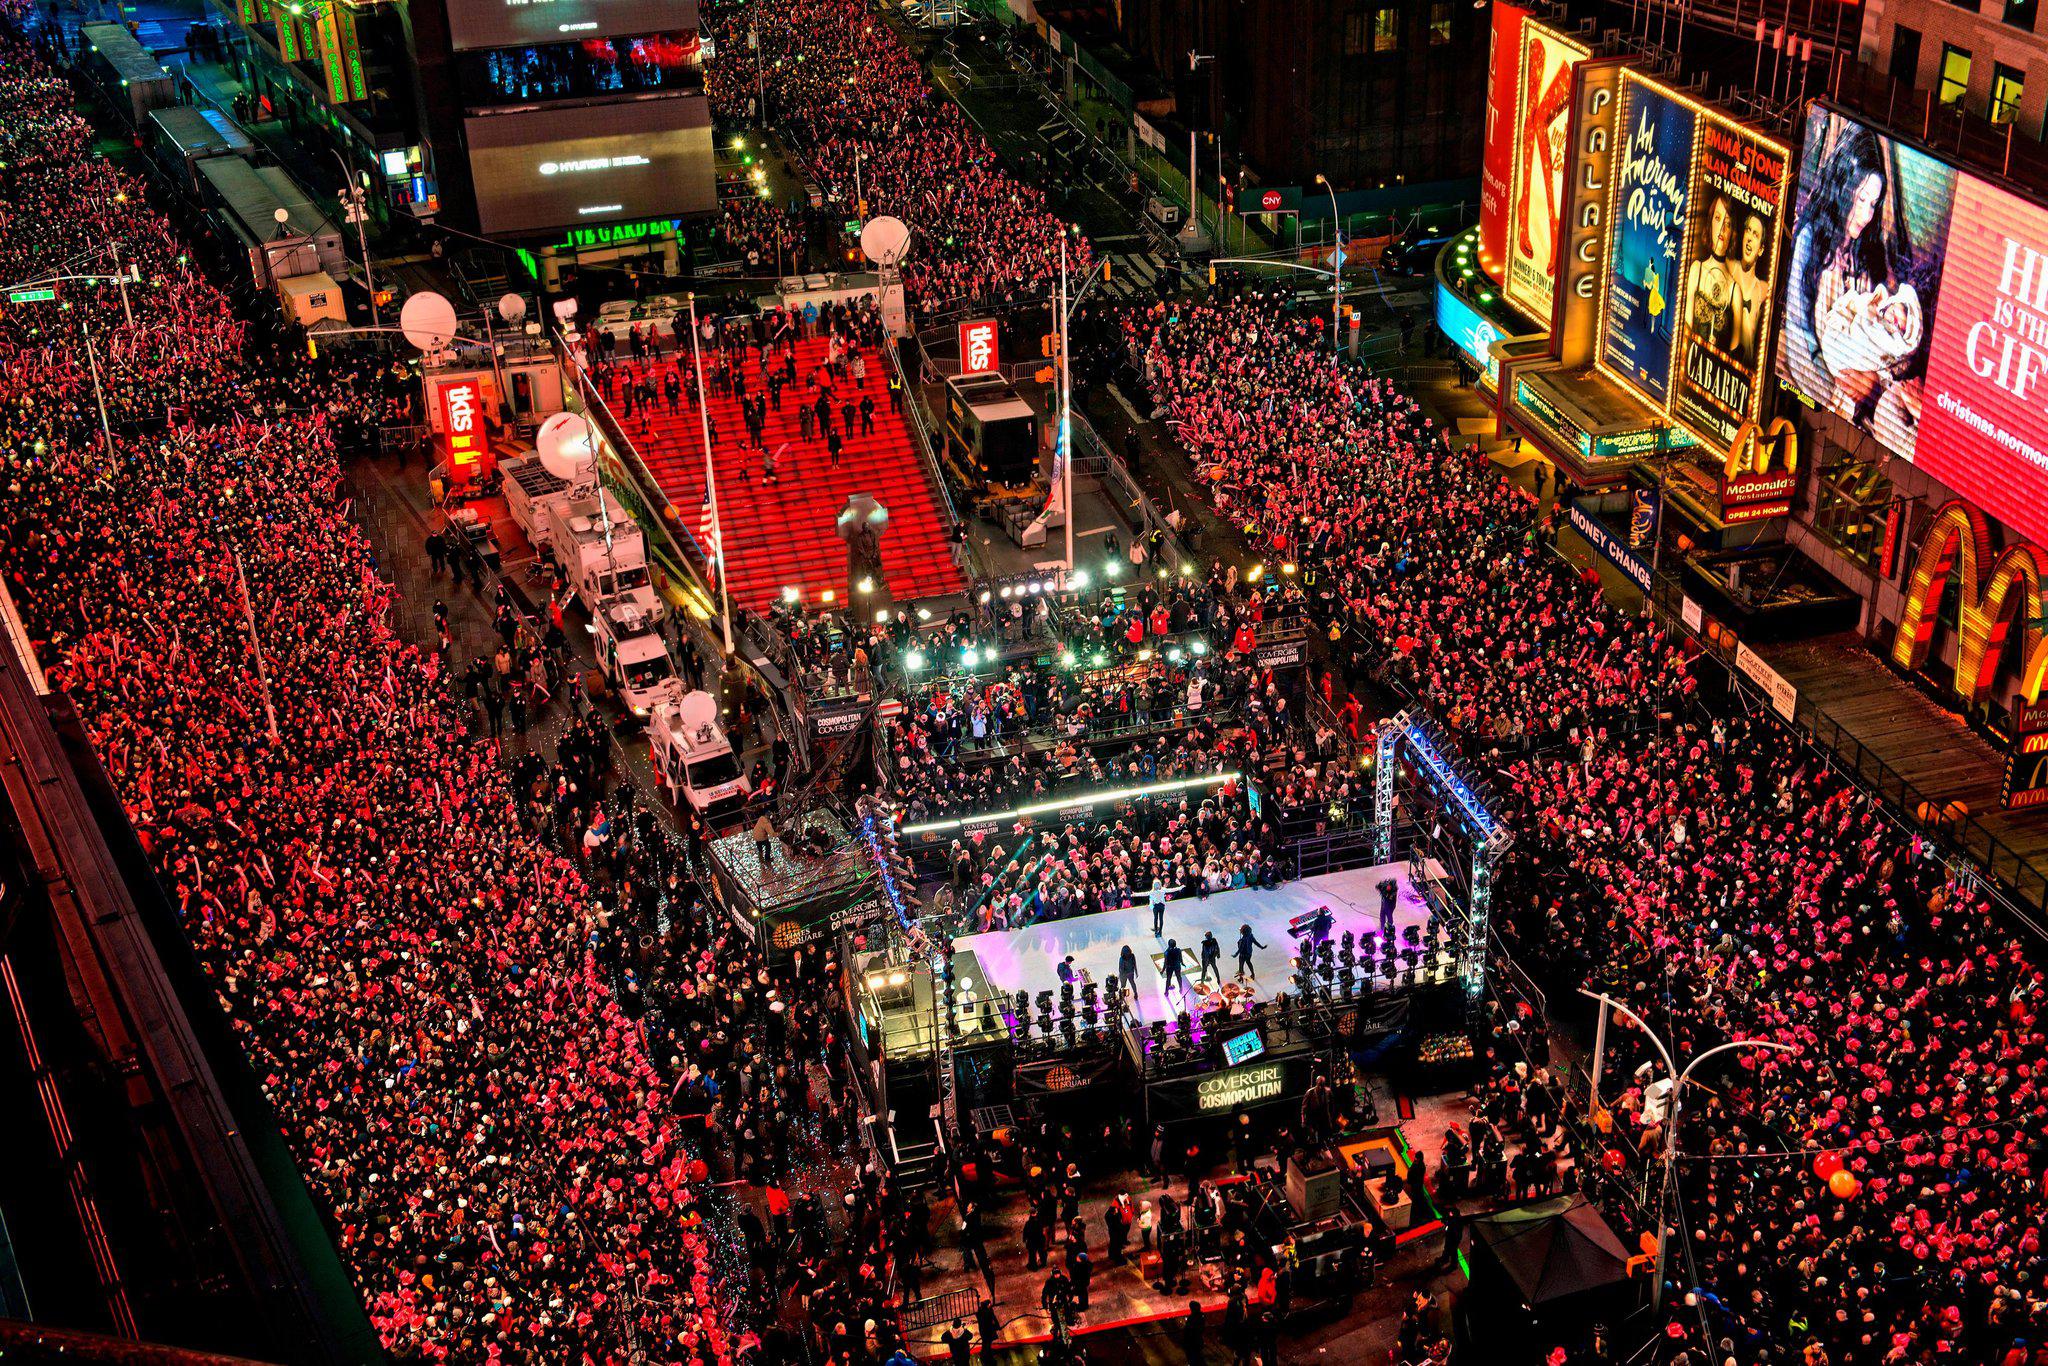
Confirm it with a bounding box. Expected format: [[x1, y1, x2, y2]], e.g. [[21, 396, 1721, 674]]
[[439, 379, 484, 478], [959, 319, 999, 377]]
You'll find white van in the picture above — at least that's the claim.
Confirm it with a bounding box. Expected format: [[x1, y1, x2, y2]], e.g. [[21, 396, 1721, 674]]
[[649, 691, 752, 819], [589, 596, 679, 717]]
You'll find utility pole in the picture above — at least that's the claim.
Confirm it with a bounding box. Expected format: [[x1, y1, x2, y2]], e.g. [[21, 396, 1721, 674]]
[[1315, 174, 1342, 364], [78, 318, 115, 459], [1058, 233, 1073, 574], [336, 154, 381, 328], [1581, 990, 1794, 1315]]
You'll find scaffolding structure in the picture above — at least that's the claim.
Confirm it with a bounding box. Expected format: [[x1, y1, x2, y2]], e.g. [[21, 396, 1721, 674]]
[[1372, 710, 1511, 1002]]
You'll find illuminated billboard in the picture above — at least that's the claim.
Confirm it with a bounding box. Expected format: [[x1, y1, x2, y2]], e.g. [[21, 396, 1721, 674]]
[[1504, 23, 1588, 324], [1478, 3, 1531, 279], [1778, 106, 1957, 463], [1913, 175, 2048, 548], [465, 96, 715, 237], [1600, 75, 1695, 405], [1437, 283, 1504, 390], [446, 0, 697, 51], [1670, 117, 1788, 450]]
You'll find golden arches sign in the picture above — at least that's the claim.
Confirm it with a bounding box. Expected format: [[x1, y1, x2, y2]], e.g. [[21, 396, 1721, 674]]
[[1891, 500, 2048, 706], [1723, 417, 1800, 480]]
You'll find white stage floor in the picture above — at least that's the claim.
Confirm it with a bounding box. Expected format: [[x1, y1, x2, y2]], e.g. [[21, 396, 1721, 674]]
[[955, 861, 1441, 1024]]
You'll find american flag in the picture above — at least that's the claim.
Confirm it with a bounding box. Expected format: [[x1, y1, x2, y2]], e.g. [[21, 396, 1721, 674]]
[[698, 498, 721, 565]]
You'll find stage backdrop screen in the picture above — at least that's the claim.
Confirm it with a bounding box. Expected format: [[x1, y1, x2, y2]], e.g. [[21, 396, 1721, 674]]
[[446, 0, 696, 51], [1669, 115, 1789, 450], [1503, 23, 1588, 326], [1600, 73, 1696, 404], [465, 97, 714, 237], [1478, 3, 1531, 280], [1914, 175, 2048, 548], [1776, 105, 1959, 464]]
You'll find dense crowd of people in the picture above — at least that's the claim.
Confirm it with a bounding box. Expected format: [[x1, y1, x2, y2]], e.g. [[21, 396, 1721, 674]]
[[1131, 291, 2048, 1363], [0, 27, 738, 1364], [701, 0, 1088, 315]]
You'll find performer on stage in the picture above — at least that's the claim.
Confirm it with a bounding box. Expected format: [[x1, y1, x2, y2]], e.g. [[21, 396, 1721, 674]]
[[1197, 930, 1223, 984], [1162, 938, 1188, 997], [1376, 877, 1398, 944], [1235, 924, 1266, 980]]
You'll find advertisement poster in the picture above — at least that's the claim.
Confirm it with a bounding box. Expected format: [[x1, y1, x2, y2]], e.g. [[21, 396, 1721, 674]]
[[1478, 3, 1531, 277], [1670, 117, 1788, 449], [1915, 175, 2048, 549], [1504, 24, 1587, 324], [1437, 283, 1505, 390], [1600, 77, 1695, 403], [1776, 106, 1958, 463]]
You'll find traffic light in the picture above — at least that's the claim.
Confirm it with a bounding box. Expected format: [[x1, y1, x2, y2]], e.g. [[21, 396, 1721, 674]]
[[306, 335, 319, 359], [1040, 333, 1056, 358], [1208, 265, 1217, 286], [1034, 366, 1055, 385]]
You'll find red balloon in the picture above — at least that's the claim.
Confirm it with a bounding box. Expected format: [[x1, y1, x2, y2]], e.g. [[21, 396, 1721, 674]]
[[685, 1158, 710, 1184], [1601, 1149, 1627, 1173], [1814, 1151, 1844, 1180]]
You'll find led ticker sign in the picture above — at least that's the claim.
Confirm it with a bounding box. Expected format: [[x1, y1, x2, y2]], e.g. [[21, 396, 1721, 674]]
[[959, 318, 999, 377], [440, 379, 485, 477]]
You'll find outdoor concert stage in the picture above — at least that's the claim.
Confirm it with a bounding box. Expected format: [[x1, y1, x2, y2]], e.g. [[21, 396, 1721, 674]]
[[955, 861, 1443, 1023]]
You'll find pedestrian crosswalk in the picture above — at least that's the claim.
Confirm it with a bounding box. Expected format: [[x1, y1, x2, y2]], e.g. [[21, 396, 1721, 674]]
[[1100, 249, 1178, 302]]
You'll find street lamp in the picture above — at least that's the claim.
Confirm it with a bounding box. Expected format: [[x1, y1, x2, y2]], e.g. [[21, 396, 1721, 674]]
[[1314, 173, 1342, 363], [334, 152, 381, 328], [1580, 989, 1795, 1316]]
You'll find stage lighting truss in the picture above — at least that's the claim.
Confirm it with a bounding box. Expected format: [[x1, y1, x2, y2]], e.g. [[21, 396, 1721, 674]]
[[1373, 710, 1511, 1006]]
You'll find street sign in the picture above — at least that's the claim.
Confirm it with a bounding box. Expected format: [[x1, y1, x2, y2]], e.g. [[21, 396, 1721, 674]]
[[6, 287, 57, 304]]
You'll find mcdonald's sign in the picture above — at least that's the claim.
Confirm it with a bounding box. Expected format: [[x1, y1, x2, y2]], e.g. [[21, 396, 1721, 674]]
[[1891, 500, 2048, 707], [1720, 417, 1798, 523]]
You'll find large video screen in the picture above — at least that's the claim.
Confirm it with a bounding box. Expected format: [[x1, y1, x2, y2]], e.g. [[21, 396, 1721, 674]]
[[466, 96, 714, 236], [447, 0, 696, 52], [1600, 74, 1696, 405], [1669, 116, 1789, 450], [1914, 174, 2048, 548], [1776, 105, 1958, 464], [1477, 3, 1531, 279], [1503, 23, 1588, 325], [1437, 282, 1504, 389]]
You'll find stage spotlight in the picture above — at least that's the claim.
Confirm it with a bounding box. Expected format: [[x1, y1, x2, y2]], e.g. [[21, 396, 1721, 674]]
[[1015, 990, 1030, 1017]]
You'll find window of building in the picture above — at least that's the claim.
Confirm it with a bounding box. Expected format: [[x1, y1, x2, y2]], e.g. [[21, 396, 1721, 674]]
[[1811, 450, 1894, 572], [1889, 25, 1922, 85], [2007, 0, 2040, 28], [1992, 62, 2026, 120], [1374, 8, 1399, 52], [1939, 44, 1973, 104], [1344, 10, 1370, 54], [1950, 0, 1980, 14], [1430, 1, 1453, 43]]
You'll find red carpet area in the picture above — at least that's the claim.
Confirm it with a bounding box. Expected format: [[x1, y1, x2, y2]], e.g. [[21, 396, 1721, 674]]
[[615, 336, 966, 611]]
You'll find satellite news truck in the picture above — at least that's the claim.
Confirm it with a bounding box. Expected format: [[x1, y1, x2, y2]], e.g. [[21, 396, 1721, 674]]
[[589, 595, 680, 718], [648, 690, 753, 820]]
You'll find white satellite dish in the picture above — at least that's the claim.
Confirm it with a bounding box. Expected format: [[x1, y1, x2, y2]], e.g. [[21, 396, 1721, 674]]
[[399, 290, 459, 353], [498, 293, 528, 324], [675, 690, 720, 733], [535, 411, 599, 483], [859, 215, 911, 267]]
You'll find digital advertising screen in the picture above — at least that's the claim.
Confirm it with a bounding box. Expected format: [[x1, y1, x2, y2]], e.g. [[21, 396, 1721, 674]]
[[465, 96, 715, 237], [1600, 74, 1695, 403], [1437, 282, 1504, 390], [1776, 105, 1958, 464], [446, 0, 697, 52], [1914, 175, 2048, 548], [1670, 116, 1789, 450], [1478, 3, 1531, 279], [1504, 23, 1588, 325]]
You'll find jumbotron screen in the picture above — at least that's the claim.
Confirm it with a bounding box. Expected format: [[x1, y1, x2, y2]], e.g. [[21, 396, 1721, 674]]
[[465, 96, 715, 237], [446, 0, 697, 52]]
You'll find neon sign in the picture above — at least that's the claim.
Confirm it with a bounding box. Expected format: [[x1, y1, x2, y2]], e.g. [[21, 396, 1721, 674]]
[[1892, 499, 2048, 705], [440, 379, 485, 478]]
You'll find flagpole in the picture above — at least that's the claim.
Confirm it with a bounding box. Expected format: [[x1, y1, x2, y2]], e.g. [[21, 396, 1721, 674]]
[[686, 295, 733, 654]]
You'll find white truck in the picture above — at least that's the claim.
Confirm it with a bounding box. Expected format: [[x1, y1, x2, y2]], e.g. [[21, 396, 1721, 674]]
[[589, 595, 681, 718], [534, 486, 664, 623], [648, 690, 753, 819]]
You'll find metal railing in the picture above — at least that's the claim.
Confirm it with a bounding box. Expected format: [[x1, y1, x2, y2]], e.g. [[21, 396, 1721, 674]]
[[886, 340, 986, 582]]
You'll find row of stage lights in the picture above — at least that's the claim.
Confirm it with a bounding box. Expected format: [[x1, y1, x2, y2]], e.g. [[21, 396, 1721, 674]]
[[995, 921, 1465, 1060]]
